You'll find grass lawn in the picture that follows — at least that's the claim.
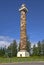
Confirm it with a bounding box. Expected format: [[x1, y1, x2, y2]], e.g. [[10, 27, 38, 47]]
[[0, 56, 44, 63]]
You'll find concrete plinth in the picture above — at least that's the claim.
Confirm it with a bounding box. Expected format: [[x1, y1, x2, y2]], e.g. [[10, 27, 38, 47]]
[[17, 50, 29, 57]]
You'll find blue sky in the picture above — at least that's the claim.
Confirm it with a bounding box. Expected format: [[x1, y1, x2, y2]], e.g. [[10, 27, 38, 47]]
[[0, 0, 44, 47]]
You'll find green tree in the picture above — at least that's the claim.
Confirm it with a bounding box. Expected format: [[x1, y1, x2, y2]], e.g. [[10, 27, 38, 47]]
[[0, 47, 5, 57], [18, 42, 20, 51], [26, 40, 31, 54], [7, 40, 17, 57], [41, 40, 44, 55], [37, 41, 41, 56], [33, 44, 38, 56]]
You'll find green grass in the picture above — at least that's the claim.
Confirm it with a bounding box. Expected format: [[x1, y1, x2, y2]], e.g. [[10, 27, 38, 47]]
[[0, 56, 44, 63]]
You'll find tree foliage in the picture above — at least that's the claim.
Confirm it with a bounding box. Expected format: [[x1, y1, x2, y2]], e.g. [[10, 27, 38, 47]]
[[26, 40, 31, 54], [7, 40, 17, 57], [37, 41, 41, 56], [41, 40, 44, 55], [0, 47, 5, 57], [33, 44, 38, 56], [0, 39, 44, 57], [32, 40, 44, 56]]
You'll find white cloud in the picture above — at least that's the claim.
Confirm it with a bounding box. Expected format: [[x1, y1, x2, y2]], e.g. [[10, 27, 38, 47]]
[[0, 41, 10, 48], [0, 36, 14, 42], [0, 36, 14, 48], [31, 42, 38, 48], [0, 36, 38, 48]]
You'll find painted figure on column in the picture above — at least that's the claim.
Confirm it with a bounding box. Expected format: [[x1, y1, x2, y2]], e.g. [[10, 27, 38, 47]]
[[19, 4, 28, 50], [17, 4, 29, 57]]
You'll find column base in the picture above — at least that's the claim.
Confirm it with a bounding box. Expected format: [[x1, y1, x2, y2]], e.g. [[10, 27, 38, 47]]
[[17, 50, 29, 57]]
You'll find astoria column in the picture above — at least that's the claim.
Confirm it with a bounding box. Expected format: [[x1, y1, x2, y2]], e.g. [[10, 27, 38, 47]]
[[19, 4, 28, 50], [17, 4, 29, 57]]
